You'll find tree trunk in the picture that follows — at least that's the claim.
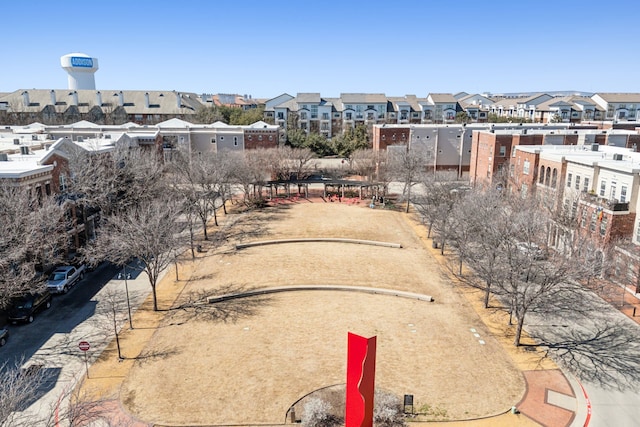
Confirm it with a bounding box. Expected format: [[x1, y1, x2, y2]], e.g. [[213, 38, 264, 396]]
[[202, 217, 209, 240], [514, 313, 526, 346], [405, 183, 412, 213], [151, 284, 158, 311], [483, 281, 491, 309]]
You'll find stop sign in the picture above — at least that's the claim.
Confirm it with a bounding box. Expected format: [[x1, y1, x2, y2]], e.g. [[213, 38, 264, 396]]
[[78, 341, 90, 352]]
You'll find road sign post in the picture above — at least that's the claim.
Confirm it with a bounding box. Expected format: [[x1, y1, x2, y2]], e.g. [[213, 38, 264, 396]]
[[79, 341, 90, 378]]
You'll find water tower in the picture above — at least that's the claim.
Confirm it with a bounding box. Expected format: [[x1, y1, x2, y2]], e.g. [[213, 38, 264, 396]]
[[60, 53, 99, 90]]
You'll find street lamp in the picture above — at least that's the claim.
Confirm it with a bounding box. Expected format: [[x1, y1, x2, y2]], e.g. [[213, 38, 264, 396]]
[[118, 262, 134, 329]]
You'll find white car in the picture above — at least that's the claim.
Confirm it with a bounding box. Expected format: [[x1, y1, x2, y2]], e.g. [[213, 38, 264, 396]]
[[47, 265, 86, 294]]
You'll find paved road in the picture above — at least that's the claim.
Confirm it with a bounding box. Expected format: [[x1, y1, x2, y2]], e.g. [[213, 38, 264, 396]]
[[1, 261, 153, 426], [525, 286, 640, 427]]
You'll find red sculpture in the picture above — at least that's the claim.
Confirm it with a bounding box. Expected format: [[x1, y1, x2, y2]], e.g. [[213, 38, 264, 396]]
[[345, 333, 377, 427]]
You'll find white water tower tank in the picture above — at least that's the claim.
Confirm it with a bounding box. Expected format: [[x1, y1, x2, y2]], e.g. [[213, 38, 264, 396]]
[[60, 53, 99, 90]]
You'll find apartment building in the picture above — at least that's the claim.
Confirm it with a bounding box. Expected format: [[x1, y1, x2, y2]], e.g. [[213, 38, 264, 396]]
[[592, 93, 640, 122], [0, 89, 205, 126], [507, 143, 640, 291]]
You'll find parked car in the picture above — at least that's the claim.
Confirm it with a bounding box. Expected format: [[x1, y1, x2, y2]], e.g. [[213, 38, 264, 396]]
[[0, 328, 8, 346], [7, 290, 52, 324], [47, 265, 86, 294]]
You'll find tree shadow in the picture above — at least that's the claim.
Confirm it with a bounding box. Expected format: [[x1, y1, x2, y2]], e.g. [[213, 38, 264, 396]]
[[165, 283, 272, 325], [530, 316, 640, 391]]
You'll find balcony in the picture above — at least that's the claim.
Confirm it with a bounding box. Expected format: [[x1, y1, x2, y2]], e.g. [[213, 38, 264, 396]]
[[581, 192, 630, 212]]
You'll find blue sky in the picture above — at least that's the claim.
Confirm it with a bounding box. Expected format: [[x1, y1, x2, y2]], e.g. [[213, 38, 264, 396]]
[[3, 0, 639, 98]]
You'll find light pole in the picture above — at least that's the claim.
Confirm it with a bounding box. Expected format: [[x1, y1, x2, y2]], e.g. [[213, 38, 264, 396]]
[[123, 263, 133, 329]]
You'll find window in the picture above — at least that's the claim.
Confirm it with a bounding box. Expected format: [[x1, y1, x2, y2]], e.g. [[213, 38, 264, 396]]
[[300, 112, 307, 120], [523, 160, 530, 175], [583, 177, 590, 192], [59, 174, 67, 192], [567, 173, 572, 188], [636, 220, 640, 243], [211, 137, 216, 144], [499, 146, 506, 157], [322, 113, 329, 120], [600, 180, 606, 197], [258, 135, 262, 141], [610, 181, 617, 200], [311, 105, 318, 119], [247, 135, 252, 141], [345, 112, 352, 120], [600, 217, 608, 236], [590, 212, 597, 232], [233, 136, 238, 145], [621, 185, 628, 203], [581, 209, 587, 228], [575, 175, 581, 190], [277, 112, 284, 119], [521, 183, 528, 197], [269, 135, 273, 141], [220, 136, 224, 141]]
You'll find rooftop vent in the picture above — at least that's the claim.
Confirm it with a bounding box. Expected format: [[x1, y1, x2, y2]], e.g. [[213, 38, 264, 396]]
[[20, 146, 29, 155], [0, 153, 8, 161]]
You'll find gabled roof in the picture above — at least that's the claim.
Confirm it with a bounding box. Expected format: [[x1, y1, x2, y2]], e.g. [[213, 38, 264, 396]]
[[340, 93, 388, 104], [156, 118, 193, 128], [247, 120, 278, 129], [68, 120, 100, 128], [296, 93, 322, 103], [0, 89, 204, 115], [427, 93, 457, 103], [593, 93, 640, 103]]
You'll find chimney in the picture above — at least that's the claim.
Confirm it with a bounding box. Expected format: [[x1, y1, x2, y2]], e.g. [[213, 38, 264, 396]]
[[145, 92, 150, 108], [176, 92, 182, 109], [72, 90, 79, 106], [118, 91, 124, 106], [96, 91, 102, 106], [22, 91, 30, 106], [50, 90, 56, 105]]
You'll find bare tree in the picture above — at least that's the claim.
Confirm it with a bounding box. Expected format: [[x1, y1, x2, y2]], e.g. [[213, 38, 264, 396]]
[[0, 186, 67, 308], [350, 148, 377, 182], [88, 195, 186, 311], [0, 359, 49, 427], [66, 142, 167, 216], [228, 149, 273, 203], [90, 288, 130, 360], [412, 173, 464, 253], [387, 145, 429, 213]]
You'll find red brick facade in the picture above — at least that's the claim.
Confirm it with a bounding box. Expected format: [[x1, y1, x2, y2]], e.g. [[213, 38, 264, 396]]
[[244, 129, 278, 150]]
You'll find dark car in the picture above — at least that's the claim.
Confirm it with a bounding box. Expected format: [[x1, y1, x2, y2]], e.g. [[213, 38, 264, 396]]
[[0, 328, 8, 346], [7, 290, 52, 324]]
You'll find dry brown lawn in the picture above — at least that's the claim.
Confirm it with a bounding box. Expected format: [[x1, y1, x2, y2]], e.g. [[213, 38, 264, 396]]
[[119, 200, 525, 425]]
